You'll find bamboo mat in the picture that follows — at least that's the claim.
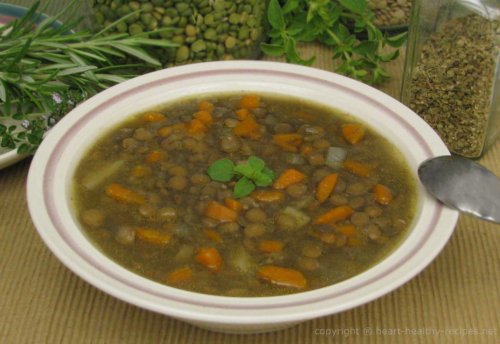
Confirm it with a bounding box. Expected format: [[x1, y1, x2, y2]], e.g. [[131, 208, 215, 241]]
[[1, 1, 499, 343]]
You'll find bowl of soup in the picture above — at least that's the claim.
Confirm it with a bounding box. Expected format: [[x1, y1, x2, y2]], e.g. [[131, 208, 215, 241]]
[[27, 61, 458, 333]]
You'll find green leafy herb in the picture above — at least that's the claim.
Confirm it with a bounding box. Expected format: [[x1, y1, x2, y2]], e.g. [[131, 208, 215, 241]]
[[207, 156, 276, 198], [261, 0, 407, 84], [0, 0, 177, 154]]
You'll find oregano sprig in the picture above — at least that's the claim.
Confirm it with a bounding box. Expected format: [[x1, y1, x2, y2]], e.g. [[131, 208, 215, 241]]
[[207, 156, 276, 198], [261, 0, 407, 84]]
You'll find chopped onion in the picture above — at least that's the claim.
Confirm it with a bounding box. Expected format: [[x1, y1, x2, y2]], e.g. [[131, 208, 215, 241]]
[[282, 206, 310, 229], [325, 147, 347, 169], [285, 152, 305, 165], [80, 159, 125, 190]]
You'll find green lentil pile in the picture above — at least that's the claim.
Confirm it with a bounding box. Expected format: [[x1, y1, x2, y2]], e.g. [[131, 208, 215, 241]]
[[91, 0, 267, 65], [408, 14, 500, 158], [368, 0, 411, 27]]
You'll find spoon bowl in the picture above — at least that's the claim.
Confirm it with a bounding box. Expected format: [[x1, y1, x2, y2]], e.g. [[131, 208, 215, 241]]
[[418, 155, 500, 224]]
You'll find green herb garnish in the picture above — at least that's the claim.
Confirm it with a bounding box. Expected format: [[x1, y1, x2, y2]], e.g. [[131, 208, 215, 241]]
[[261, 0, 407, 84], [207, 156, 276, 198], [0, 0, 177, 154]]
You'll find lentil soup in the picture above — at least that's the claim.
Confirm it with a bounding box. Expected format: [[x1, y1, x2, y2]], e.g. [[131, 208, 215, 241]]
[[72, 93, 417, 297]]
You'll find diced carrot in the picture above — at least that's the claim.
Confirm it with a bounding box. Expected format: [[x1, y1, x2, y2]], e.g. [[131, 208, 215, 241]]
[[258, 240, 284, 253], [313, 205, 354, 224], [373, 183, 394, 205], [131, 165, 151, 178], [273, 133, 303, 152], [336, 224, 357, 237], [186, 118, 207, 134], [158, 126, 173, 137], [342, 123, 365, 144], [145, 150, 163, 163], [273, 168, 306, 190], [257, 265, 307, 289], [105, 183, 145, 204], [250, 189, 285, 202], [235, 108, 250, 120], [233, 115, 261, 139], [343, 160, 372, 177], [135, 227, 171, 245], [239, 94, 260, 109], [143, 111, 166, 122], [196, 247, 223, 272], [194, 110, 213, 125], [198, 100, 214, 113], [300, 144, 314, 156], [294, 111, 316, 121], [203, 228, 223, 244], [166, 267, 193, 284], [224, 198, 243, 214], [315, 173, 338, 203], [347, 236, 365, 247], [203, 201, 239, 222]]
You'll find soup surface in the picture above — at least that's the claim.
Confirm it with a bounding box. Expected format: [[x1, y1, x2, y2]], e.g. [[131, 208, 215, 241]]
[[72, 93, 417, 297]]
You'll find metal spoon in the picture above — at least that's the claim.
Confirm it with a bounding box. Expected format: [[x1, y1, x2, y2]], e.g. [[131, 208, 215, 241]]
[[418, 155, 500, 224]]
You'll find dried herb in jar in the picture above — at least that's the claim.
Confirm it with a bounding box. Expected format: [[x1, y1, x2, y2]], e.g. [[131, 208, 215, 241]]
[[407, 14, 500, 158]]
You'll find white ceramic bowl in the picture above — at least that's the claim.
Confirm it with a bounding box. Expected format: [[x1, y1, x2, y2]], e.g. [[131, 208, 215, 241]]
[[27, 61, 458, 333]]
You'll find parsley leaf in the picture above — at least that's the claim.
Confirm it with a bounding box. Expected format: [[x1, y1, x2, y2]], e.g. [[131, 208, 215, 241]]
[[234, 177, 256, 198]]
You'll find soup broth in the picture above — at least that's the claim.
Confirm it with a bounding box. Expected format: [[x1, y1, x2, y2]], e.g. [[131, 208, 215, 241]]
[[72, 93, 417, 297]]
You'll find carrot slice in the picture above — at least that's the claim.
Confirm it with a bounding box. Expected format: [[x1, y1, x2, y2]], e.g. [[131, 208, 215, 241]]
[[257, 265, 307, 289], [135, 227, 171, 245], [374, 183, 394, 205], [315, 173, 338, 203], [186, 118, 207, 134], [166, 267, 193, 284], [143, 111, 166, 122], [131, 165, 150, 178], [342, 123, 365, 144], [300, 144, 314, 156], [239, 94, 260, 109], [235, 108, 250, 120], [233, 115, 261, 139], [343, 160, 372, 177], [196, 247, 223, 272], [204, 201, 239, 222], [224, 198, 243, 214], [158, 126, 174, 137], [273, 168, 306, 190], [250, 189, 285, 202], [194, 110, 213, 125], [198, 100, 214, 112], [203, 228, 223, 244], [313, 205, 354, 224], [258, 240, 284, 253], [145, 150, 163, 163], [336, 224, 357, 237], [273, 133, 303, 152], [105, 183, 145, 205]]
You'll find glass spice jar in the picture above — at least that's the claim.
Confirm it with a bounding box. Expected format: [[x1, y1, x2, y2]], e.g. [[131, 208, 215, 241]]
[[400, 0, 500, 158], [89, 0, 268, 66]]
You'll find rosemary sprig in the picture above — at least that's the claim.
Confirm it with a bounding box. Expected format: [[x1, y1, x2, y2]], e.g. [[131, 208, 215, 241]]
[[0, 0, 177, 155]]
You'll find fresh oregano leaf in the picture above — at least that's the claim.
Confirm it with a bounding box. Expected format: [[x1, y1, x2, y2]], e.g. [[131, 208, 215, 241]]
[[207, 158, 235, 182], [267, 0, 286, 30], [339, 0, 366, 15], [233, 177, 256, 198], [260, 42, 285, 56]]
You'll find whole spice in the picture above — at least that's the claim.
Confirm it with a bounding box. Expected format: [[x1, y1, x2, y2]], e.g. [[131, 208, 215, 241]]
[[368, 0, 412, 27], [261, 0, 407, 84], [406, 14, 500, 158], [90, 0, 268, 66], [0, 1, 176, 154]]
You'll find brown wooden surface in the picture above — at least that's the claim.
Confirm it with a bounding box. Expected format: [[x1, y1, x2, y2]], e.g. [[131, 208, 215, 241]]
[[1, 2, 499, 343]]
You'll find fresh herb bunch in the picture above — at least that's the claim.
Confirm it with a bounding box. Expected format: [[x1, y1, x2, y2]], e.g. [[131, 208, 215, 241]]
[[261, 0, 407, 84], [0, 1, 176, 154], [207, 156, 276, 198]]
